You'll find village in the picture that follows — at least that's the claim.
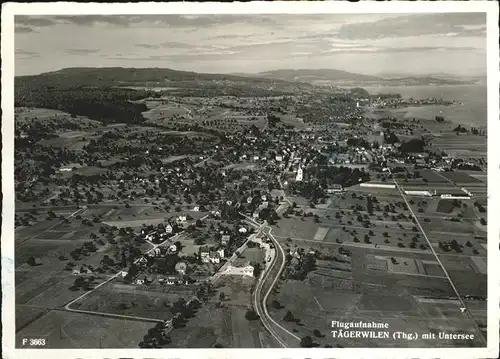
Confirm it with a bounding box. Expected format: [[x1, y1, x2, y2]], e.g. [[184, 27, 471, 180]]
[[14, 77, 487, 350]]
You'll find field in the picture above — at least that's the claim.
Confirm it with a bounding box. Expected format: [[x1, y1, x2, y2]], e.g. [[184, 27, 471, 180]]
[[268, 270, 483, 347], [233, 247, 265, 267], [16, 310, 154, 348], [436, 200, 455, 213], [266, 234, 486, 348], [270, 172, 487, 344], [163, 275, 275, 348], [419, 170, 450, 183], [141, 98, 269, 132], [440, 171, 483, 184], [431, 133, 487, 158], [73, 280, 193, 320], [268, 184, 487, 347]]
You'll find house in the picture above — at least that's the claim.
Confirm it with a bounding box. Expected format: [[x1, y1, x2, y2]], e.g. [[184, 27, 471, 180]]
[[137, 256, 148, 264], [177, 216, 187, 223], [239, 227, 248, 234], [242, 265, 254, 276], [252, 212, 259, 220], [153, 247, 161, 257], [247, 197, 253, 204], [200, 246, 210, 263], [327, 184, 343, 194], [175, 262, 187, 275], [165, 224, 173, 234], [121, 271, 128, 278], [295, 166, 303, 182], [135, 279, 145, 285], [209, 251, 221, 264], [226, 200, 233, 206], [166, 276, 177, 285], [276, 155, 283, 162], [217, 248, 225, 259], [168, 244, 177, 253], [72, 269, 80, 275], [221, 235, 231, 245]]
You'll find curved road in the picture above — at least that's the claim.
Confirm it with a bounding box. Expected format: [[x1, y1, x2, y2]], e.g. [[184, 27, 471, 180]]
[[244, 214, 301, 348]]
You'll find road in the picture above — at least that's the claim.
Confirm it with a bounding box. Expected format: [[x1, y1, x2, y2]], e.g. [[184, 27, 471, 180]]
[[390, 171, 487, 346], [242, 211, 301, 348], [193, 155, 213, 168]]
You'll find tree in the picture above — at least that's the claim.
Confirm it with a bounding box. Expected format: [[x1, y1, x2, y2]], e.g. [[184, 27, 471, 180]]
[[300, 336, 314, 348], [26, 256, 36, 266], [219, 292, 226, 302], [253, 263, 262, 278], [245, 309, 260, 321], [313, 329, 323, 337], [271, 300, 282, 309], [283, 310, 295, 322], [72, 276, 85, 290]]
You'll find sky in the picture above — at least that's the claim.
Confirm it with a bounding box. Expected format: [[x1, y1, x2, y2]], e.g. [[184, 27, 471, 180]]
[[14, 13, 487, 77]]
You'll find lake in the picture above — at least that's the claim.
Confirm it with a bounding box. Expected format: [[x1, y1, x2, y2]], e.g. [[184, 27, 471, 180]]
[[362, 84, 487, 128]]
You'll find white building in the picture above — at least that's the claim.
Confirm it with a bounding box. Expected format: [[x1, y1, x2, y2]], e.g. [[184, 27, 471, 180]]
[[177, 216, 187, 223], [360, 182, 396, 189], [200, 246, 210, 263], [296, 165, 303, 182], [166, 277, 177, 285], [404, 190, 433, 196], [165, 224, 173, 234], [175, 262, 187, 275], [241, 265, 254, 276], [221, 234, 231, 245]]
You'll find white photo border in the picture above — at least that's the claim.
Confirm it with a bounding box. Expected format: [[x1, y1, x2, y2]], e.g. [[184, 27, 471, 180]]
[[2, 1, 499, 359]]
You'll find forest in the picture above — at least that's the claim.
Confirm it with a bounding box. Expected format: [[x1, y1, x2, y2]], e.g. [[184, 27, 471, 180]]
[[15, 86, 151, 124]]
